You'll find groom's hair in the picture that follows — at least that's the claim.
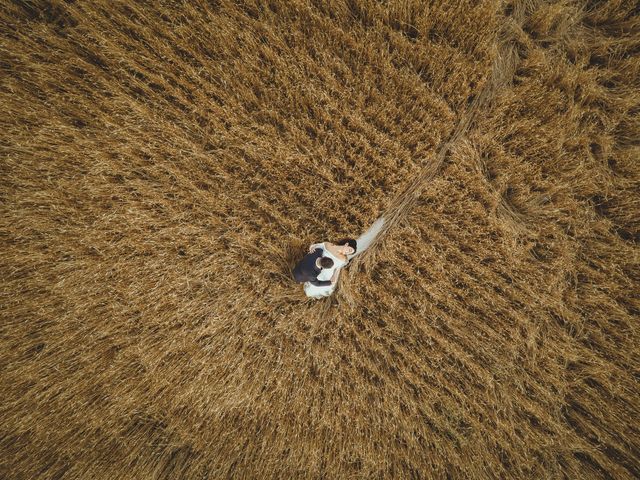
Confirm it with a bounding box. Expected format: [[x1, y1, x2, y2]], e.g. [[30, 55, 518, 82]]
[[319, 257, 334, 269], [337, 238, 357, 253]]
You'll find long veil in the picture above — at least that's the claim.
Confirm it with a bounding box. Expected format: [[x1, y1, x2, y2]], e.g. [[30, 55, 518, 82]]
[[347, 216, 385, 261]]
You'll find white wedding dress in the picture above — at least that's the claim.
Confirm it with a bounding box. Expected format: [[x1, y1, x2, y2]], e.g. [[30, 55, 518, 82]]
[[303, 243, 347, 299], [303, 217, 386, 299]]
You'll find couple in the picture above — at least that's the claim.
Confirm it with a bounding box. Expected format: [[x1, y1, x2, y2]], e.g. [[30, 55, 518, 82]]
[[292, 239, 357, 299]]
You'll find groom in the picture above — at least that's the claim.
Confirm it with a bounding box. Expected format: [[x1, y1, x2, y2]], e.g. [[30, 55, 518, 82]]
[[292, 248, 335, 286]]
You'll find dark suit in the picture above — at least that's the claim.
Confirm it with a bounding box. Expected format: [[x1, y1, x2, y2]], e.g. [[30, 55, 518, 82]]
[[292, 249, 332, 287]]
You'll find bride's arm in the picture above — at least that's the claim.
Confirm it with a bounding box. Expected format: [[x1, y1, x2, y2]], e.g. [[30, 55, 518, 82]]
[[317, 266, 334, 281], [308, 242, 325, 253]]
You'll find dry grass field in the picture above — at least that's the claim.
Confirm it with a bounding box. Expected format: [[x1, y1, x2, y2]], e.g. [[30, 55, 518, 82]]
[[1, 0, 639, 478]]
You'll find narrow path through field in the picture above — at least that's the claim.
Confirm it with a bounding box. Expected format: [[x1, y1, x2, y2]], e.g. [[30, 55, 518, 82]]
[[308, 2, 532, 337], [347, 3, 528, 275]]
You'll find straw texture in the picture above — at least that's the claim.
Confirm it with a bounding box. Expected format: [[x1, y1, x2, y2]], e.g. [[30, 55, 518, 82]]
[[1, 1, 638, 479]]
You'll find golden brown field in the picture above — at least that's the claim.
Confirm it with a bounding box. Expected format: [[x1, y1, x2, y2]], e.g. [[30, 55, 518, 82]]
[[1, 0, 639, 478]]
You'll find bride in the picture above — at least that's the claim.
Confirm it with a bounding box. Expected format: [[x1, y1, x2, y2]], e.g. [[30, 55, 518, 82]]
[[303, 217, 385, 299], [303, 239, 356, 299]]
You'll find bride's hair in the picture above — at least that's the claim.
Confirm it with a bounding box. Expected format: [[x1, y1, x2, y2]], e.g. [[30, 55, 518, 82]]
[[319, 257, 334, 269], [336, 238, 357, 253]]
